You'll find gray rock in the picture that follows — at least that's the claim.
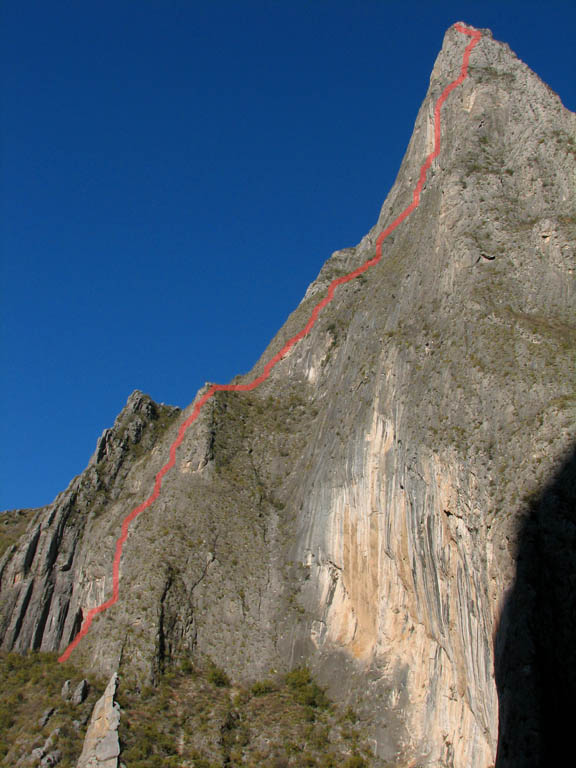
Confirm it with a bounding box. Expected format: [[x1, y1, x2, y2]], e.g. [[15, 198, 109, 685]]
[[71, 679, 89, 706], [25, 730, 61, 767], [60, 680, 71, 701], [94, 731, 120, 762], [38, 708, 55, 729], [75, 673, 120, 768], [40, 751, 62, 767]]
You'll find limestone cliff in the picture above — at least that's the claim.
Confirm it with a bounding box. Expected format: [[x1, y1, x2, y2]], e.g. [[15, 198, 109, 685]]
[[1, 22, 574, 768]]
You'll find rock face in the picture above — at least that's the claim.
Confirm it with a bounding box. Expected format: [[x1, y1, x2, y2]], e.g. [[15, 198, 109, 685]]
[[72, 680, 89, 706], [17, 730, 61, 767], [0, 22, 574, 768], [76, 674, 120, 768]]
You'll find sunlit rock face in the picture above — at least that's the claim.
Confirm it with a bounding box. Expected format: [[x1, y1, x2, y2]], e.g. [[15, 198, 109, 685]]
[[1, 22, 574, 768], [76, 673, 120, 768]]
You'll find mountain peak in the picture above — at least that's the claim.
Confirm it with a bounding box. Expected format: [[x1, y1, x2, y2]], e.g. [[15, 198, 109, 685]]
[[1, 23, 574, 768]]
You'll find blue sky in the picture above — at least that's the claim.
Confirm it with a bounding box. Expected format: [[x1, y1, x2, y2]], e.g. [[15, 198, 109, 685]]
[[1, 0, 575, 511]]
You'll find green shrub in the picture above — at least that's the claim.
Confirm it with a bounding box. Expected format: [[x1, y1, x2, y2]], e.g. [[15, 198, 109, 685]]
[[180, 657, 194, 675], [251, 679, 277, 696], [190, 751, 215, 768], [207, 664, 230, 687], [284, 667, 329, 709], [343, 756, 368, 768]]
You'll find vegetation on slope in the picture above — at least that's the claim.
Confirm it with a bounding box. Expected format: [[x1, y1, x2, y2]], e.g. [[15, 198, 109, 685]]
[[0, 652, 385, 767], [0, 508, 37, 559], [0, 651, 105, 767], [117, 661, 381, 768]]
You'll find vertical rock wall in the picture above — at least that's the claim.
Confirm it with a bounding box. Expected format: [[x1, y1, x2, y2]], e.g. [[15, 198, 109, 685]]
[[1, 22, 574, 768], [76, 674, 120, 768]]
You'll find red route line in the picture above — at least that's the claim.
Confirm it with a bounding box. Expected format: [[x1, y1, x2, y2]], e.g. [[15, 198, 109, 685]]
[[58, 23, 481, 663]]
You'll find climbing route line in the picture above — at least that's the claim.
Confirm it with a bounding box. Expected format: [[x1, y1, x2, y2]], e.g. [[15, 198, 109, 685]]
[[58, 23, 481, 663]]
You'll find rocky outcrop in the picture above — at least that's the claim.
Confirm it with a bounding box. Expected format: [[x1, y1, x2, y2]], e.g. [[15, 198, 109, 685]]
[[0, 392, 180, 677], [1, 22, 574, 768], [76, 674, 120, 768], [72, 680, 89, 706], [61, 678, 89, 705]]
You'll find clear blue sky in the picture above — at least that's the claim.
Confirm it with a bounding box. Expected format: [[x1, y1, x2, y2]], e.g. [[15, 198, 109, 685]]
[[1, 0, 575, 511]]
